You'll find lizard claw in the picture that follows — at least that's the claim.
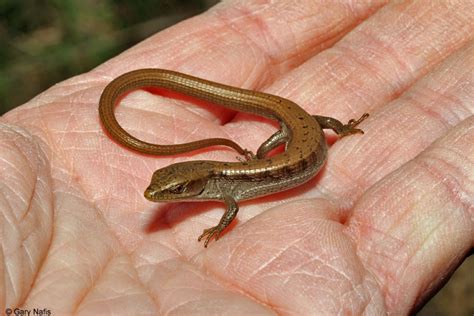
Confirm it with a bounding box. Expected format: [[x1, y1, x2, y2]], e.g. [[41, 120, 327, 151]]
[[198, 226, 224, 247], [340, 113, 369, 137], [236, 149, 256, 162]]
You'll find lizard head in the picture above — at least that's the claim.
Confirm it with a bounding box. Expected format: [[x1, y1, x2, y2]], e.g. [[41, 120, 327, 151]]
[[144, 161, 214, 202]]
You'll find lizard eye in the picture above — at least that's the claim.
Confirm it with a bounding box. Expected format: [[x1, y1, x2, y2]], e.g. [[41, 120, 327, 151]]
[[165, 178, 207, 197], [169, 184, 187, 194]]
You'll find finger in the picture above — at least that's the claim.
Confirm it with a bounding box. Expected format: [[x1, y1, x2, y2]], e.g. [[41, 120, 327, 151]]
[[0, 125, 53, 306], [347, 116, 473, 314], [268, 0, 474, 118], [96, 0, 386, 81], [317, 41, 474, 204]]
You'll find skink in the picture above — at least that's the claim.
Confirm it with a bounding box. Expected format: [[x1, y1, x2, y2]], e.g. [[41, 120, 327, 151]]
[[99, 69, 368, 247]]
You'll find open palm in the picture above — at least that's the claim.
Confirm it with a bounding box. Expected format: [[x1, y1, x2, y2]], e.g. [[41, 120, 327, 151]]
[[1, 1, 473, 315]]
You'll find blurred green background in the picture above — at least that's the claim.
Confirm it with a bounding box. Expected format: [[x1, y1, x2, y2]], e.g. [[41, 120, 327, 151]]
[[0, 0, 218, 114], [0, 1, 471, 314]]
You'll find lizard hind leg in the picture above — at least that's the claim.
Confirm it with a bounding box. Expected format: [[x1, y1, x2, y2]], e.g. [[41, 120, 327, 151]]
[[256, 123, 290, 158]]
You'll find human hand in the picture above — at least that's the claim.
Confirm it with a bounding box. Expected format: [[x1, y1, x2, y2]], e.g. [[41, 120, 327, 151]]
[[1, 1, 472, 314]]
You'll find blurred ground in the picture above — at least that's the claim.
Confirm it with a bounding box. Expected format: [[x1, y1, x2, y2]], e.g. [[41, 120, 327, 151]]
[[0, 1, 472, 315], [418, 255, 473, 316]]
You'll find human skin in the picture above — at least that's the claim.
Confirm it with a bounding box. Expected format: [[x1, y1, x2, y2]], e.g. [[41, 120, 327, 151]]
[[1, 1, 473, 315]]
